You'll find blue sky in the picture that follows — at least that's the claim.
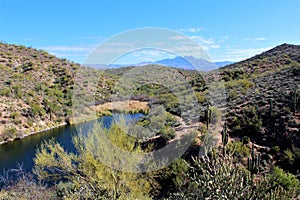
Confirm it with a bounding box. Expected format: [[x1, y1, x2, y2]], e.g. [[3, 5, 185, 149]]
[[0, 0, 300, 64]]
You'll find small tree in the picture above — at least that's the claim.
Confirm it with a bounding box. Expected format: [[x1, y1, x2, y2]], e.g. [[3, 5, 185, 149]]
[[34, 119, 154, 199]]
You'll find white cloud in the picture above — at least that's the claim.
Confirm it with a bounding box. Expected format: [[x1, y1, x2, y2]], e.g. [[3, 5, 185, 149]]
[[149, 42, 165, 46], [245, 37, 266, 41], [101, 42, 134, 47], [178, 27, 205, 33], [40, 45, 95, 53], [131, 50, 171, 57], [190, 36, 214, 44], [210, 45, 220, 49], [40, 42, 134, 55], [189, 36, 220, 50], [169, 35, 186, 41], [40, 33, 220, 64], [115, 49, 173, 64], [49, 53, 89, 57], [221, 36, 230, 40], [213, 46, 272, 62], [169, 35, 220, 52], [39, 42, 135, 63], [256, 37, 266, 41], [112, 45, 210, 64], [39, 45, 98, 64]]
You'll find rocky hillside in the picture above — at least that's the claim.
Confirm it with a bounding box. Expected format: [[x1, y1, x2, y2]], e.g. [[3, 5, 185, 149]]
[[218, 44, 300, 173], [0, 42, 162, 144], [0, 42, 79, 143], [221, 43, 300, 75]]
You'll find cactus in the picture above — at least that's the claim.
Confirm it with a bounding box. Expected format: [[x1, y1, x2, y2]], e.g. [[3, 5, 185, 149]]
[[269, 98, 273, 118], [221, 123, 229, 156], [255, 154, 260, 166], [206, 104, 211, 129], [221, 123, 226, 144], [183, 153, 295, 199], [247, 144, 261, 176], [292, 87, 298, 116], [224, 133, 229, 145]]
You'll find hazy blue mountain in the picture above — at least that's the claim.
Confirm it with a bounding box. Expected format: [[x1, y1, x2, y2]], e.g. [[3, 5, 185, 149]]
[[214, 61, 234, 68], [87, 56, 233, 71], [154, 56, 233, 71]]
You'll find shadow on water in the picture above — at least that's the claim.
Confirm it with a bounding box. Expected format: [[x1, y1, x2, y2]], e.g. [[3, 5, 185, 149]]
[[0, 113, 144, 174]]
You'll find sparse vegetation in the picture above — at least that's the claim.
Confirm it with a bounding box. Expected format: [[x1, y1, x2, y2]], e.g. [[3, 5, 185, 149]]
[[0, 42, 300, 199]]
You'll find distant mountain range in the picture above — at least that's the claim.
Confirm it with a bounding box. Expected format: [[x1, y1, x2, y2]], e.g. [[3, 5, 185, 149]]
[[154, 56, 233, 71], [88, 56, 234, 71]]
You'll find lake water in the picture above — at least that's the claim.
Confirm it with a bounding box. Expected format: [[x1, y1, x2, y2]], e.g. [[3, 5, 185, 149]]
[[0, 113, 144, 174]]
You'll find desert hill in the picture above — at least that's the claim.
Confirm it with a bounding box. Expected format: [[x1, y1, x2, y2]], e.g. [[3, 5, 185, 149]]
[[0, 42, 78, 143]]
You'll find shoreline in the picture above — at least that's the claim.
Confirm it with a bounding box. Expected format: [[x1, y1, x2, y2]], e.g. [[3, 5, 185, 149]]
[[0, 122, 67, 146], [0, 100, 150, 146]]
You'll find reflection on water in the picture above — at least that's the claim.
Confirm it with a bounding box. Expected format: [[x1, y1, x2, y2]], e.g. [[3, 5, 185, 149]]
[[0, 113, 144, 173]]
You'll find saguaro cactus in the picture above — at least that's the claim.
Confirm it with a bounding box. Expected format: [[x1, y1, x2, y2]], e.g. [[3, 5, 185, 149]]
[[206, 104, 211, 129], [269, 98, 273, 118], [221, 122, 229, 156], [247, 144, 261, 176], [293, 87, 298, 116]]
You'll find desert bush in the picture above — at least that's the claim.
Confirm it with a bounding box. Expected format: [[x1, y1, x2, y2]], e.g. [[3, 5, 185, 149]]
[[272, 146, 281, 153], [10, 112, 20, 119], [227, 141, 250, 159], [0, 166, 55, 200], [33, 119, 154, 199], [283, 149, 296, 165], [228, 88, 237, 100], [226, 78, 254, 92], [269, 166, 300, 193], [209, 106, 221, 124], [231, 106, 262, 137], [195, 92, 207, 104], [0, 87, 11, 97], [160, 126, 176, 141], [153, 158, 189, 197], [166, 154, 299, 199], [3, 127, 17, 139]]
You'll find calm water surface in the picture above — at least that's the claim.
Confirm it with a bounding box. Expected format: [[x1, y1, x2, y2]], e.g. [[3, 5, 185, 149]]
[[0, 113, 144, 173]]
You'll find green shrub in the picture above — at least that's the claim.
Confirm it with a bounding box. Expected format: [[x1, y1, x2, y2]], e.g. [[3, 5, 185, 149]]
[[272, 146, 281, 153], [195, 92, 207, 104], [270, 166, 300, 193], [231, 106, 262, 137], [160, 126, 176, 141], [154, 158, 189, 196], [283, 149, 295, 165], [242, 136, 250, 145], [228, 89, 237, 100], [3, 127, 17, 139], [0, 87, 11, 97], [210, 106, 221, 124], [30, 103, 42, 116], [227, 141, 250, 159], [10, 112, 20, 119]]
